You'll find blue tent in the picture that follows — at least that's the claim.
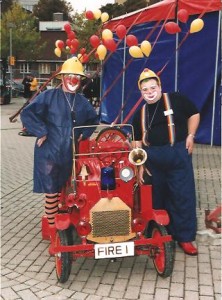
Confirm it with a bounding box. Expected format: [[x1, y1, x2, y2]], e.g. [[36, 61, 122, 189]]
[[100, 0, 221, 145]]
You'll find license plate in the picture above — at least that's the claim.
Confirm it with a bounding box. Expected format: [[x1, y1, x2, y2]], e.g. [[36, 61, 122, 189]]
[[95, 242, 134, 259]]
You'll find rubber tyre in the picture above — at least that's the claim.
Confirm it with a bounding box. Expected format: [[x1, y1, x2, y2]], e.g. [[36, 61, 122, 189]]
[[148, 222, 175, 278], [96, 127, 127, 143], [67, 225, 81, 246], [55, 229, 72, 283]]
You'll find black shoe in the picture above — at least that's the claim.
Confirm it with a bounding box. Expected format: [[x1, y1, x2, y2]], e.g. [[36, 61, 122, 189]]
[[18, 130, 34, 137]]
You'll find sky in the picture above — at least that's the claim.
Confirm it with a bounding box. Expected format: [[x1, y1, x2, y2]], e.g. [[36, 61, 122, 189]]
[[69, 0, 115, 14]]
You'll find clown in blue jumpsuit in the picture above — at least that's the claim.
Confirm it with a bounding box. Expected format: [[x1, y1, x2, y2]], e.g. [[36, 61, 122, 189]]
[[132, 69, 200, 256], [21, 57, 99, 249]]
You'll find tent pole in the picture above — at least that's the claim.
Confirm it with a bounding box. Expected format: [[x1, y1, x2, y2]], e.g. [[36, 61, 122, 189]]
[[210, 10, 221, 146], [121, 37, 126, 123], [175, 0, 179, 92]]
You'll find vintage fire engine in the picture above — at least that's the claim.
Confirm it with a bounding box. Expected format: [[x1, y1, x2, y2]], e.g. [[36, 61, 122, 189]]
[[42, 124, 175, 283]]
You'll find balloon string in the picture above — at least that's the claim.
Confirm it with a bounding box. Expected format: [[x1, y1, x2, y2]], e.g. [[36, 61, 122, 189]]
[[81, 10, 144, 106], [198, 0, 218, 18], [82, 4, 174, 104], [112, 2, 176, 125], [122, 96, 144, 124], [158, 4, 210, 76], [99, 10, 145, 97], [157, 30, 190, 76]]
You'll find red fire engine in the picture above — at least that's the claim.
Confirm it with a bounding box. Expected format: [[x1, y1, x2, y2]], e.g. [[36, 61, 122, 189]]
[[42, 124, 175, 283]]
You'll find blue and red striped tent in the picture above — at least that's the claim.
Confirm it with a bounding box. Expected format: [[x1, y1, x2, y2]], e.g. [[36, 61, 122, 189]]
[[100, 0, 221, 145]]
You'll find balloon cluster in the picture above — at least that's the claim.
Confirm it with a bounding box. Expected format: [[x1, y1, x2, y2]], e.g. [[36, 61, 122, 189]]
[[54, 23, 89, 63], [127, 36, 152, 59], [164, 9, 204, 34], [86, 10, 152, 61], [86, 9, 120, 61], [85, 9, 109, 23]]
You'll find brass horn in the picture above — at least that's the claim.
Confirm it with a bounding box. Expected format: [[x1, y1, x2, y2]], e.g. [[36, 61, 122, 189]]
[[128, 148, 147, 166]]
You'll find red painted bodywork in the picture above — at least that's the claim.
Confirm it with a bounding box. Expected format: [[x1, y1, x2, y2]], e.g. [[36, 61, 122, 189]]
[[42, 125, 172, 258]]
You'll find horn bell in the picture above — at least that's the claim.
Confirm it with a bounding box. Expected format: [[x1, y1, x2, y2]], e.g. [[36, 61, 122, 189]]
[[128, 148, 147, 166]]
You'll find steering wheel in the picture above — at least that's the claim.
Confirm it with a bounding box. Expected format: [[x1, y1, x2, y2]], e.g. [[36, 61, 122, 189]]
[[96, 127, 127, 143], [95, 128, 128, 165]]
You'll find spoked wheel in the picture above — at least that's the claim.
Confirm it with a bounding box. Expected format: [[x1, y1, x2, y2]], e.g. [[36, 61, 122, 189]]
[[55, 229, 72, 283], [96, 128, 127, 143], [149, 223, 175, 277], [67, 225, 82, 248]]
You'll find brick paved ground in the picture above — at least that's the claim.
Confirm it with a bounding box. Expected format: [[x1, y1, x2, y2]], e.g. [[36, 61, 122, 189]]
[[1, 98, 221, 300]]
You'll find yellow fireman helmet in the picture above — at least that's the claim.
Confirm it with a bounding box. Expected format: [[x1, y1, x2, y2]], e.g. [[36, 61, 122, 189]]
[[58, 57, 86, 77], [138, 68, 161, 89]]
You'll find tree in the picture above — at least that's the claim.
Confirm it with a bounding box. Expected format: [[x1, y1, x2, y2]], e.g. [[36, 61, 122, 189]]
[[69, 12, 100, 62], [1, 0, 13, 14], [100, 3, 125, 19], [1, 3, 45, 60], [33, 0, 73, 21], [122, 0, 148, 14], [101, 0, 147, 18]]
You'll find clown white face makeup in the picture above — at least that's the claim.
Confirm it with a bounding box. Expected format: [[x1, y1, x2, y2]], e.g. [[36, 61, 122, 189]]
[[62, 74, 81, 93], [140, 79, 162, 103]]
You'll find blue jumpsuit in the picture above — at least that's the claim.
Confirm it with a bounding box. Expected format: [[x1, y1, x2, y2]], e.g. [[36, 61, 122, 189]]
[[132, 92, 199, 242], [21, 88, 99, 194]]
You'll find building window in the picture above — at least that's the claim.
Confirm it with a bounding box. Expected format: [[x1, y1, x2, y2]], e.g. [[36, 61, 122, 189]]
[[39, 63, 50, 74], [20, 63, 30, 74]]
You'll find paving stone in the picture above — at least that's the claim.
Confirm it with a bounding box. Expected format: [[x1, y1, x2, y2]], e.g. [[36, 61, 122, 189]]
[[1, 99, 221, 299], [1, 287, 19, 300]]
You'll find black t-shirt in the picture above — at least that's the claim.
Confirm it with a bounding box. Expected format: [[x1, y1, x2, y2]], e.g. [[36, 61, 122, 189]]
[[132, 92, 199, 146]]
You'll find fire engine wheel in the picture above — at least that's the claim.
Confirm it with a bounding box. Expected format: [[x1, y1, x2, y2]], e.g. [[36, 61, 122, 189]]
[[67, 225, 82, 246], [151, 223, 175, 278], [55, 229, 72, 283], [96, 127, 127, 143]]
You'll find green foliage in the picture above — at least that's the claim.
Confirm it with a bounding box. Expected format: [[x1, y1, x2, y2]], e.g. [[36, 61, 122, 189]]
[[101, 0, 148, 18], [33, 0, 73, 21], [68, 0, 148, 62], [123, 0, 148, 13], [1, 3, 45, 60], [1, 0, 14, 14], [70, 12, 101, 62]]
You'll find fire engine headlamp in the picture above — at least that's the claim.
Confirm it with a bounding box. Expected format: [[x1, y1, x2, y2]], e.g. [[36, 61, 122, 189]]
[[76, 220, 92, 237], [119, 167, 134, 182]]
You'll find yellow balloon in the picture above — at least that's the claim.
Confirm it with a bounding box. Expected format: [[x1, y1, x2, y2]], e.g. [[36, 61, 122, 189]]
[[54, 47, 61, 57], [93, 9, 101, 20], [129, 46, 144, 58], [102, 29, 113, 40], [101, 12, 109, 23], [140, 40, 152, 57], [190, 18, 204, 33], [77, 53, 83, 63], [97, 44, 107, 61], [55, 40, 60, 47]]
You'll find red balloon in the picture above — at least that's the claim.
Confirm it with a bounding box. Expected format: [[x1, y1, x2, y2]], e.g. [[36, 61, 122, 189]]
[[165, 22, 181, 34], [90, 35, 101, 48], [80, 48, 86, 55], [82, 53, 89, 63], [66, 39, 71, 47], [177, 9, 189, 23], [85, 10, 94, 20], [70, 48, 76, 54], [68, 31, 76, 40], [64, 23, 71, 33], [116, 25, 127, 39], [94, 52, 99, 59], [126, 35, 138, 47], [71, 38, 79, 49], [103, 39, 117, 52], [57, 40, 64, 49]]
